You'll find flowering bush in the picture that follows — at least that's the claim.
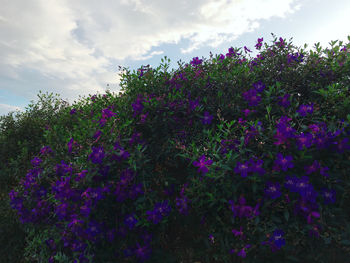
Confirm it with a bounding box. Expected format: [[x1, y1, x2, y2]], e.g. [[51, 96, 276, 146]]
[[7, 34, 350, 262]]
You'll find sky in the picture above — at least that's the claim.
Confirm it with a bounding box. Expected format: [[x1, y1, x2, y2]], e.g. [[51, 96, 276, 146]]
[[1, 0, 349, 117]]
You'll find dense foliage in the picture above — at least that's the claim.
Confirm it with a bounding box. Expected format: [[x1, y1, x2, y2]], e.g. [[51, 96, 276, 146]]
[[2, 34, 350, 262]]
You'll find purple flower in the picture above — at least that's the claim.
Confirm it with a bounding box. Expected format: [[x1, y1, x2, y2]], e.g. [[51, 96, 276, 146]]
[[67, 138, 74, 153], [70, 108, 77, 115], [252, 81, 265, 93], [244, 46, 252, 53], [248, 158, 265, 176], [146, 210, 163, 224], [320, 166, 330, 177], [264, 182, 282, 199], [296, 132, 313, 150], [232, 226, 244, 239], [176, 196, 191, 215], [85, 221, 101, 240], [80, 201, 91, 217], [321, 188, 336, 204], [218, 54, 225, 61], [297, 104, 313, 117], [133, 242, 152, 262], [132, 96, 144, 117], [124, 213, 138, 229], [269, 229, 285, 249], [255, 37, 263, 50], [193, 155, 213, 174], [237, 248, 247, 258], [201, 111, 213, 125], [129, 183, 144, 199], [334, 138, 350, 153], [55, 160, 73, 176], [234, 161, 250, 177], [229, 197, 259, 219], [93, 130, 102, 139], [153, 200, 171, 217], [242, 89, 261, 107], [102, 107, 116, 119], [112, 142, 130, 161], [294, 176, 318, 203], [31, 157, 42, 167], [39, 146, 53, 155], [242, 109, 256, 117], [89, 146, 105, 164], [188, 99, 200, 111], [274, 153, 294, 171], [75, 169, 88, 182], [305, 160, 321, 175], [190, 56, 203, 66], [278, 94, 291, 108]]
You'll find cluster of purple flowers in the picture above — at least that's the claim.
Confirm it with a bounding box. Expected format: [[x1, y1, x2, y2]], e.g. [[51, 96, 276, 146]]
[[234, 158, 265, 177], [88, 146, 105, 164], [228, 196, 260, 219], [114, 169, 143, 202], [190, 56, 203, 66], [287, 52, 304, 64], [255, 37, 263, 50], [297, 104, 314, 117], [274, 116, 297, 146], [132, 96, 145, 117], [242, 81, 266, 107], [111, 142, 130, 162]]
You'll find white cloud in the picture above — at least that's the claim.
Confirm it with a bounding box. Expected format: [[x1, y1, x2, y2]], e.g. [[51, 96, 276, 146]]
[[0, 103, 22, 117], [0, 0, 301, 106]]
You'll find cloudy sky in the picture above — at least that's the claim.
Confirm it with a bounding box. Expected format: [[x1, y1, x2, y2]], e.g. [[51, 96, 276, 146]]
[[1, 0, 349, 117]]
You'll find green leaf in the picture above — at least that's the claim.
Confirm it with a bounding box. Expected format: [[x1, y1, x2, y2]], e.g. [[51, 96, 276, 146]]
[[284, 209, 289, 222]]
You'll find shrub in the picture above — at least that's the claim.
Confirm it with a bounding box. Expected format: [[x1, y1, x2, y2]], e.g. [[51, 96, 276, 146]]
[[0, 92, 70, 263], [7, 34, 350, 263]]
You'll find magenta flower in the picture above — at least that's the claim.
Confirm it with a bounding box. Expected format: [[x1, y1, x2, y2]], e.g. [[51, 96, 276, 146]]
[[297, 104, 313, 117], [242, 109, 256, 117], [193, 155, 213, 174]]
